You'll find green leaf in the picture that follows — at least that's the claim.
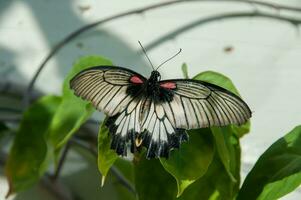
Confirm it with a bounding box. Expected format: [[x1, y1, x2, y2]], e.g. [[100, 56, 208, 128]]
[[181, 63, 189, 78], [238, 125, 301, 200], [231, 121, 251, 138], [134, 152, 177, 200], [211, 127, 237, 182], [114, 158, 135, 185], [193, 70, 249, 182], [98, 119, 118, 185], [5, 95, 61, 196], [193, 71, 239, 96], [179, 141, 240, 200], [160, 128, 214, 197], [48, 56, 113, 149], [113, 158, 136, 200]]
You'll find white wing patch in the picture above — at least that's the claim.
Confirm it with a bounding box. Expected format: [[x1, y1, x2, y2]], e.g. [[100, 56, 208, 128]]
[[140, 99, 188, 158], [106, 98, 144, 156]]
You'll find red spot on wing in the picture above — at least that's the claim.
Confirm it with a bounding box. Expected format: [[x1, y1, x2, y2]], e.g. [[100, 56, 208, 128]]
[[130, 75, 144, 84], [160, 82, 176, 89]]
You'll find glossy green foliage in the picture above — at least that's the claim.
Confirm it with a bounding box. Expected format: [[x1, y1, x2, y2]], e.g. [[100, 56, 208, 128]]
[[5, 56, 301, 200], [179, 144, 240, 200], [238, 125, 301, 200], [48, 56, 113, 149], [134, 152, 177, 200], [98, 118, 118, 185], [5, 56, 114, 196], [5, 95, 61, 195], [181, 63, 189, 78], [160, 128, 214, 196], [193, 71, 249, 185]]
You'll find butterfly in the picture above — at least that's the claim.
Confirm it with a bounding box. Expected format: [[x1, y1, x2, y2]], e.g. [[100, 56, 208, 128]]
[[70, 42, 251, 159]]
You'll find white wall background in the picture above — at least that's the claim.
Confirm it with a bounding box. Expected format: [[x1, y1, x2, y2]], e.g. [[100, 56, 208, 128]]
[[1, 0, 301, 199]]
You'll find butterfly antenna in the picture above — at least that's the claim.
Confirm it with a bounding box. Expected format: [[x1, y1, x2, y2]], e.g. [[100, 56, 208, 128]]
[[156, 48, 182, 70], [138, 41, 155, 71]]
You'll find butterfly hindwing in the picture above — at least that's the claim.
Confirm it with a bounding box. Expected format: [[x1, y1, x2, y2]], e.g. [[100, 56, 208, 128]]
[[106, 97, 144, 156], [139, 98, 188, 158]]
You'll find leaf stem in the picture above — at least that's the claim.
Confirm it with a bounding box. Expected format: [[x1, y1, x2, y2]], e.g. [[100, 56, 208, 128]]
[[51, 142, 71, 180]]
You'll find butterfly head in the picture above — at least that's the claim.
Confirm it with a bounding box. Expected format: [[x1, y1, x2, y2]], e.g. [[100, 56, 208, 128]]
[[150, 70, 161, 82]]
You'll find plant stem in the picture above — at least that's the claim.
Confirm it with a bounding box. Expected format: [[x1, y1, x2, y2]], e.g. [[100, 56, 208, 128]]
[[51, 142, 71, 180]]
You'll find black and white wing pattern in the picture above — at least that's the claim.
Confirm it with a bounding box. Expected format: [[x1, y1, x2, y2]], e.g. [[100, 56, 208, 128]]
[[159, 79, 251, 129], [70, 66, 147, 156], [70, 66, 146, 116], [139, 97, 188, 158], [160, 79, 251, 129], [71, 66, 252, 159], [138, 79, 251, 158]]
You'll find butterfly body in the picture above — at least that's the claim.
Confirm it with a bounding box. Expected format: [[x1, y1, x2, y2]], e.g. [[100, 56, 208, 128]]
[[70, 66, 251, 159]]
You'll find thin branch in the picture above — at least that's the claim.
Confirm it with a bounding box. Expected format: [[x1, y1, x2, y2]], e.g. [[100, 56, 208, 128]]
[[23, 0, 301, 107], [145, 11, 301, 51], [69, 138, 136, 194], [51, 142, 71, 180]]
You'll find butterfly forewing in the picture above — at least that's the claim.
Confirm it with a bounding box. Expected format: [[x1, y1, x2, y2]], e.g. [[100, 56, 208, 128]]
[[70, 66, 146, 116], [159, 79, 251, 129]]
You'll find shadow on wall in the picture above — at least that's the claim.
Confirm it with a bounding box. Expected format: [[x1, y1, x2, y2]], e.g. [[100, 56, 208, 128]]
[[1, 0, 293, 97], [0, 0, 152, 99]]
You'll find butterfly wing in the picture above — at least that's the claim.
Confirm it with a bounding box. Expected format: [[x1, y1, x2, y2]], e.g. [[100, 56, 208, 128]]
[[71, 67, 252, 159], [139, 79, 251, 158], [140, 97, 188, 158], [70, 66, 147, 156], [159, 79, 251, 129], [70, 66, 147, 116]]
